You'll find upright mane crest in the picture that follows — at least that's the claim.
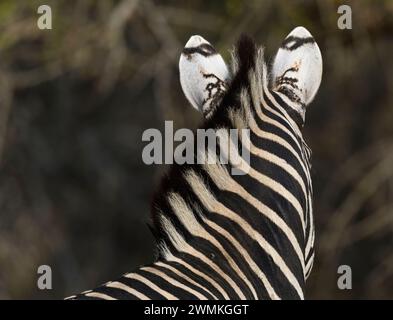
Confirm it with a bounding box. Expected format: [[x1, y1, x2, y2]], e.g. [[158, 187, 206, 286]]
[[219, 35, 261, 112]]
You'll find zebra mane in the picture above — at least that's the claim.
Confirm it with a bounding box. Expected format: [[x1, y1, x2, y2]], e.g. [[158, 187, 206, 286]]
[[199, 34, 267, 131], [224, 35, 264, 115], [220, 35, 260, 109]]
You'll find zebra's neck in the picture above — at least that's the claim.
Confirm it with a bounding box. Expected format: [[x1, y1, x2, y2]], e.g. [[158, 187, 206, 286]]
[[150, 38, 314, 300]]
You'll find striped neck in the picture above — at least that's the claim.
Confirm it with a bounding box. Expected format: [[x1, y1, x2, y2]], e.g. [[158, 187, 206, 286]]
[[150, 37, 314, 300]]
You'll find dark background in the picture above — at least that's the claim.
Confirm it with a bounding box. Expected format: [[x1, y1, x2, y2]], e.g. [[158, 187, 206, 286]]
[[0, 0, 392, 299]]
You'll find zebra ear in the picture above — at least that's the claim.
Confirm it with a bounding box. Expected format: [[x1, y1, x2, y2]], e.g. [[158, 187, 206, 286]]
[[271, 27, 322, 110], [179, 35, 230, 118]]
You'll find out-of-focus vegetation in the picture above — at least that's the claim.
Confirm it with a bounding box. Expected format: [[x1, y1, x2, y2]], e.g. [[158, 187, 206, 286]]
[[0, 0, 392, 299]]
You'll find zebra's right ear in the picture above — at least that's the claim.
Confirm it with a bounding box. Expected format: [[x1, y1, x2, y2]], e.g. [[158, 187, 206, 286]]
[[179, 35, 230, 118], [271, 27, 323, 113]]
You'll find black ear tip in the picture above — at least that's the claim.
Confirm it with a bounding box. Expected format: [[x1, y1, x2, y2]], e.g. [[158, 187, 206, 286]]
[[236, 34, 257, 69]]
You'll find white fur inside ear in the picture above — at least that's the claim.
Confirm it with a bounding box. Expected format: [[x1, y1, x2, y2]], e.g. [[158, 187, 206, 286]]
[[179, 35, 229, 117], [272, 26, 322, 107]]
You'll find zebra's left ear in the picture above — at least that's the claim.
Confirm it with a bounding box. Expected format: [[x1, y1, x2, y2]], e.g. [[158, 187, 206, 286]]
[[179, 35, 230, 118], [271, 26, 323, 111]]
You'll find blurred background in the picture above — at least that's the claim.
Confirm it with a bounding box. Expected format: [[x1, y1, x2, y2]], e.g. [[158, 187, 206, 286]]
[[0, 0, 392, 299]]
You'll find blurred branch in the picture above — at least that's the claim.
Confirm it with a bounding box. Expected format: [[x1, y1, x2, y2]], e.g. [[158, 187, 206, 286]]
[[321, 141, 391, 207], [365, 248, 393, 297], [10, 63, 63, 89], [341, 203, 393, 246], [142, 0, 181, 61], [157, 6, 224, 31], [0, 69, 13, 164], [320, 145, 393, 256], [99, 0, 140, 92]]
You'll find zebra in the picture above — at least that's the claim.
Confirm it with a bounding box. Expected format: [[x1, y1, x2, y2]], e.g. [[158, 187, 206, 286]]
[[67, 26, 322, 300]]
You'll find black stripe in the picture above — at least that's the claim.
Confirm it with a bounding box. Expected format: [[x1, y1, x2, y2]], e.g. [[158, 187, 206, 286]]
[[91, 286, 132, 299], [182, 43, 217, 57], [270, 90, 305, 127], [281, 36, 315, 51], [116, 275, 167, 299], [164, 259, 225, 299], [153, 263, 217, 299], [136, 269, 199, 300]]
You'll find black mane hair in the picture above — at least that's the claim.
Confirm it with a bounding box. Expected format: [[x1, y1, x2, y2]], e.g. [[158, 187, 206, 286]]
[[219, 34, 257, 111]]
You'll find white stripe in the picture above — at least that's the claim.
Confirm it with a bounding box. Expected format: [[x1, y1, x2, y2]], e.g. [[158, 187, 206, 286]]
[[156, 261, 219, 300], [141, 266, 208, 300], [125, 273, 178, 300], [106, 281, 150, 300], [305, 194, 314, 258], [84, 292, 116, 300], [305, 252, 314, 279], [81, 289, 92, 294]]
